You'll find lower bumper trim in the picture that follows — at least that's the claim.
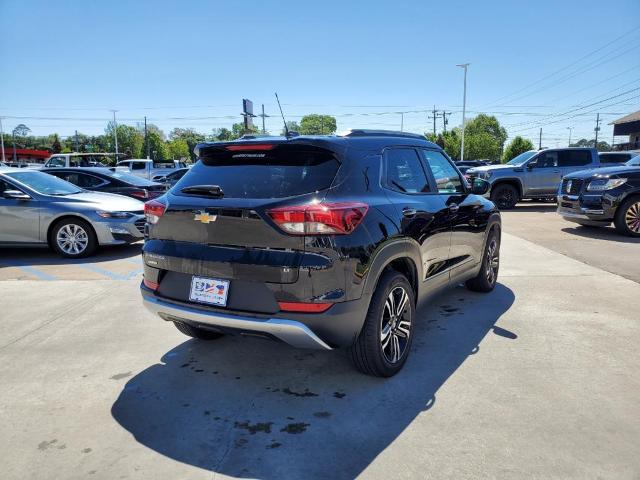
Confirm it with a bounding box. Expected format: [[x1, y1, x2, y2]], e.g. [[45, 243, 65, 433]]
[[143, 295, 332, 350]]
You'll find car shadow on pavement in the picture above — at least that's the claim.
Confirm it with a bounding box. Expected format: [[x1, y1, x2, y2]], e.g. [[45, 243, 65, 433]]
[[112, 283, 515, 479], [561, 226, 640, 244], [0, 243, 142, 265]]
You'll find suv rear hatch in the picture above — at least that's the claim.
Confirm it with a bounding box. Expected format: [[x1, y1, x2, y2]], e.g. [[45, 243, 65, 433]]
[[143, 141, 342, 313]]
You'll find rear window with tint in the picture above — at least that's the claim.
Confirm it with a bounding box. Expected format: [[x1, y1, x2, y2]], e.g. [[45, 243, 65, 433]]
[[175, 145, 340, 199], [599, 153, 631, 164]]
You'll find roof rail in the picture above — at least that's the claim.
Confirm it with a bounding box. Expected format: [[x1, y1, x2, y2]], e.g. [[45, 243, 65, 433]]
[[340, 129, 426, 140]]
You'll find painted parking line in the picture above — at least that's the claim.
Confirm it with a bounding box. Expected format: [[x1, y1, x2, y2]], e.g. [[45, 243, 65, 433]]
[[76, 263, 132, 280], [0, 259, 57, 281]]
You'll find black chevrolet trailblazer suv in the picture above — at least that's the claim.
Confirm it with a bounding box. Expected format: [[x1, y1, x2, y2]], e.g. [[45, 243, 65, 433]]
[[140, 130, 501, 377]]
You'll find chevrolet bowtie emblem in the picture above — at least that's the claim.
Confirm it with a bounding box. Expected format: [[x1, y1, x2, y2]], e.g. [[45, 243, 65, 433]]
[[194, 211, 216, 224]]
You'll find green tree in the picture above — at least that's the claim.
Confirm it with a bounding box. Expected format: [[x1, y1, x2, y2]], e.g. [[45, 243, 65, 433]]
[[51, 134, 62, 153], [502, 136, 534, 163], [299, 115, 336, 135], [105, 122, 144, 158], [169, 128, 204, 160], [231, 122, 259, 139], [442, 115, 507, 161], [211, 128, 234, 141], [168, 138, 190, 160], [147, 130, 169, 161], [570, 138, 611, 151], [280, 121, 301, 136]]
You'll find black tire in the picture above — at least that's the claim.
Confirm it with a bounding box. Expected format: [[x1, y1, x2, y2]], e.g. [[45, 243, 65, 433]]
[[614, 196, 640, 237], [173, 321, 224, 340], [490, 184, 519, 210], [50, 218, 97, 258], [466, 228, 500, 293], [349, 270, 415, 377]]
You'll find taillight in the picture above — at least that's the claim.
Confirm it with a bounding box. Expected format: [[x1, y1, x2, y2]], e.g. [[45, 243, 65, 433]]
[[144, 199, 166, 224], [278, 301, 332, 313], [267, 202, 368, 235], [143, 278, 159, 290], [129, 189, 149, 199]]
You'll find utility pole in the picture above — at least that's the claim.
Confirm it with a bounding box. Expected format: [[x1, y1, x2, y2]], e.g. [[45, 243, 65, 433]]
[[144, 116, 149, 158], [111, 110, 119, 158], [456, 63, 470, 161], [594, 113, 601, 147], [12, 131, 17, 163], [0, 117, 6, 163], [441, 111, 451, 133], [428, 105, 440, 136], [400, 112, 404, 132], [567, 126, 573, 147], [257, 104, 270, 134], [74, 130, 79, 152], [539, 128, 542, 150]]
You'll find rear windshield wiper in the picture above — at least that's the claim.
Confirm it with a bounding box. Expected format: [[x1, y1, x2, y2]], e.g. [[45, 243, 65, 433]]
[[181, 185, 224, 198]]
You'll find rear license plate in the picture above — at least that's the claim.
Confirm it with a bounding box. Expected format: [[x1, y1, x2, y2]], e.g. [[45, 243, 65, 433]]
[[189, 276, 230, 306]]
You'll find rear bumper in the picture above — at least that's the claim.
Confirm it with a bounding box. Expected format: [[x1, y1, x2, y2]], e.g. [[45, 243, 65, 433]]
[[141, 286, 370, 349]]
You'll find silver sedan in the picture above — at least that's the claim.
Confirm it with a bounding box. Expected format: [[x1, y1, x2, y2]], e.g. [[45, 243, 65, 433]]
[[0, 167, 146, 258]]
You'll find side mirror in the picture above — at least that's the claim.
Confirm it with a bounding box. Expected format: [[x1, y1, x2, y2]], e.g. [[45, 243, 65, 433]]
[[527, 160, 537, 170], [3, 190, 31, 200], [471, 178, 490, 195]]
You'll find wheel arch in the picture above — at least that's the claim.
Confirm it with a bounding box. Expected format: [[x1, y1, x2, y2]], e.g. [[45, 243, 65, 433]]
[[491, 178, 523, 199], [363, 239, 422, 304]]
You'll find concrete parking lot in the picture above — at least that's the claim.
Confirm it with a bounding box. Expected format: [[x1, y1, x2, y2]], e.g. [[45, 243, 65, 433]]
[[1, 206, 639, 479]]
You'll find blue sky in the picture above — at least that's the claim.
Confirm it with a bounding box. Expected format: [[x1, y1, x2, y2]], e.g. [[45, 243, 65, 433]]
[[1, 0, 638, 148]]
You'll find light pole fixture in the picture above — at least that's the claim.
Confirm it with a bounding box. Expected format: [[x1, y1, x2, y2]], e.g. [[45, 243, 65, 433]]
[[456, 63, 470, 161]]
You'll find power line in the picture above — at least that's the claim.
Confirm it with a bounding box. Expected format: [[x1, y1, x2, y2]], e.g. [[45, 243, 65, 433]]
[[480, 25, 640, 108]]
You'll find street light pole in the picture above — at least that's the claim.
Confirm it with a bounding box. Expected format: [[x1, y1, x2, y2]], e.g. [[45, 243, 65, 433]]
[[0, 117, 5, 163], [456, 63, 470, 161], [111, 110, 119, 159]]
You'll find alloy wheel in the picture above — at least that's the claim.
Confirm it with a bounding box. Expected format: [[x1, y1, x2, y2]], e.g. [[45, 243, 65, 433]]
[[380, 286, 411, 364], [497, 191, 514, 209], [486, 238, 499, 285], [625, 201, 640, 233], [56, 224, 89, 255]]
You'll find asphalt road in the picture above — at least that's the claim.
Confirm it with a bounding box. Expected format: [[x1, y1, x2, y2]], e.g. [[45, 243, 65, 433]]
[[1, 214, 639, 479], [501, 202, 640, 284]]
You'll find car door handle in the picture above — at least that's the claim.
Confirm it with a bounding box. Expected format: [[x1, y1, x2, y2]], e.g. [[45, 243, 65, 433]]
[[448, 203, 459, 213], [402, 207, 417, 218]]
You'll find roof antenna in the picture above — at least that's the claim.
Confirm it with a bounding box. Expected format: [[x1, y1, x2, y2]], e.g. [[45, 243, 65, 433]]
[[275, 92, 290, 137]]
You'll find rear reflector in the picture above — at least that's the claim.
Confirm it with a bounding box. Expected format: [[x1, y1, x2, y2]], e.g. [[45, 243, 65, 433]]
[[143, 278, 159, 290], [267, 202, 368, 235], [144, 199, 166, 224], [278, 302, 333, 313], [226, 144, 276, 151]]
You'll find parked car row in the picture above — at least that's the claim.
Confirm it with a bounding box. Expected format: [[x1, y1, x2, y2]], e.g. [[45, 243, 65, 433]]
[[0, 167, 145, 257], [0, 159, 177, 257], [465, 148, 620, 209]]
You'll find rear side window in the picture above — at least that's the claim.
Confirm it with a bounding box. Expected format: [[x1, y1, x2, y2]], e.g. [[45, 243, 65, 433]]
[[384, 148, 430, 193], [560, 150, 592, 167], [599, 153, 630, 164], [131, 162, 147, 170], [177, 145, 340, 199]]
